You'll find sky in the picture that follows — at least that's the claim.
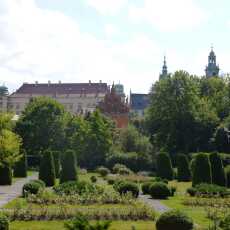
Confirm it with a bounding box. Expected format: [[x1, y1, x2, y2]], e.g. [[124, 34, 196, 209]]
[[0, 0, 230, 94]]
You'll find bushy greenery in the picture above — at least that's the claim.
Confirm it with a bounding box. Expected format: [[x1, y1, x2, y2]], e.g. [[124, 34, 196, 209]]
[[60, 150, 77, 184], [113, 181, 139, 198], [186, 187, 197, 197], [0, 165, 12, 185], [90, 175, 97, 183], [226, 166, 230, 188], [14, 149, 27, 178], [0, 213, 9, 230], [97, 166, 110, 177], [192, 153, 212, 186], [209, 152, 226, 186], [156, 210, 193, 230], [219, 214, 230, 230], [156, 152, 173, 180], [112, 163, 127, 173], [22, 180, 45, 197], [39, 150, 56, 186], [177, 154, 191, 182], [141, 182, 153, 195], [149, 182, 171, 199], [53, 150, 61, 178]]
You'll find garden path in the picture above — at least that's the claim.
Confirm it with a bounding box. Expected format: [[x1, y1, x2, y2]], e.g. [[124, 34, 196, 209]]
[[139, 194, 170, 213], [0, 173, 37, 208]]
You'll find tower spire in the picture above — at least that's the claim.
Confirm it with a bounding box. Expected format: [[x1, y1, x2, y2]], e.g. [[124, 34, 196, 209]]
[[160, 55, 168, 80], [205, 46, 220, 78]]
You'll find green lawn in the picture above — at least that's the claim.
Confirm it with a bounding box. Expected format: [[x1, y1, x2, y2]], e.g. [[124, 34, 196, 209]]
[[10, 221, 156, 230]]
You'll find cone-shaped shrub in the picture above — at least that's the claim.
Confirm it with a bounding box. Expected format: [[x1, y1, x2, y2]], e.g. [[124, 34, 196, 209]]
[[210, 152, 226, 186], [60, 150, 78, 183], [177, 154, 191, 182], [225, 166, 230, 188], [156, 152, 173, 180], [0, 164, 12, 185], [0, 213, 9, 230], [53, 151, 61, 178], [14, 149, 27, 178], [192, 153, 212, 187], [39, 150, 56, 186]]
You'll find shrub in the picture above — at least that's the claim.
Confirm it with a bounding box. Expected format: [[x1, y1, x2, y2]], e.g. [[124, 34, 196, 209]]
[[53, 151, 61, 178], [0, 213, 9, 230], [114, 181, 139, 198], [22, 180, 45, 197], [156, 210, 193, 230], [112, 164, 127, 174], [192, 153, 212, 187], [14, 149, 27, 178], [186, 187, 196, 197], [39, 150, 56, 186], [141, 182, 153, 195], [209, 152, 226, 186], [149, 182, 171, 199], [0, 165, 12, 185], [107, 178, 115, 185], [226, 166, 230, 188], [219, 214, 230, 230], [30, 179, 46, 188], [97, 167, 110, 177], [118, 167, 133, 175], [60, 150, 77, 184], [170, 186, 177, 196], [153, 177, 169, 184], [90, 176, 97, 183], [156, 153, 173, 180], [177, 154, 191, 182]]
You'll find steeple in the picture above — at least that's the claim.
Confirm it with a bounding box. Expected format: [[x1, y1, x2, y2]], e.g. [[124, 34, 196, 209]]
[[205, 46, 220, 77], [160, 56, 168, 80]]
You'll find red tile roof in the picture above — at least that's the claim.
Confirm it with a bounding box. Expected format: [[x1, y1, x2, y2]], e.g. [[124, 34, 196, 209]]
[[15, 83, 109, 95]]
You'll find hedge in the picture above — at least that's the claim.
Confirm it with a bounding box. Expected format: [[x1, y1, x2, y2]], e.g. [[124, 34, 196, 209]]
[[156, 153, 173, 180], [177, 154, 191, 182], [0, 165, 12, 185], [14, 149, 27, 178]]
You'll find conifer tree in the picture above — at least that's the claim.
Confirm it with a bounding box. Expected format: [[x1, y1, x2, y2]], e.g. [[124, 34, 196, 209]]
[[14, 149, 27, 178], [177, 154, 191, 182]]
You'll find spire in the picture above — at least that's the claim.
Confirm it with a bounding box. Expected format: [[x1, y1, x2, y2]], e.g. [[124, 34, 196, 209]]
[[160, 56, 168, 80], [205, 46, 220, 78]]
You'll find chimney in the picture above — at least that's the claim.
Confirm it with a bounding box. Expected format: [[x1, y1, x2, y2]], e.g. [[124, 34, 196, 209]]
[[89, 80, 91, 84], [58, 80, 61, 84], [48, 80, 51, 86], [99, 80, 102, 84], [35, 81, 38, 86]]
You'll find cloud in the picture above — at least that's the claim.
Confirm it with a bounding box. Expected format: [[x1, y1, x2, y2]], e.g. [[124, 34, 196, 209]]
[[85, 0, 128, 15], [104, 24, 119, 37], [128, 0, 207, 31]]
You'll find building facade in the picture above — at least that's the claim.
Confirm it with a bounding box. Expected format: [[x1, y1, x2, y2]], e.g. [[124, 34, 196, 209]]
[[0, 82, 109, 115]]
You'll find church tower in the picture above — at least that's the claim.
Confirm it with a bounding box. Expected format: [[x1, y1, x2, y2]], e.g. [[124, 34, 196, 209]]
[[205, 47, 220, 77], [160, 56, 168, 80]]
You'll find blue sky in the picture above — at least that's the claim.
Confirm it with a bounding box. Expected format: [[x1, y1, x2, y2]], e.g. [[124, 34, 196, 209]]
[[0, 0, 230, 94]]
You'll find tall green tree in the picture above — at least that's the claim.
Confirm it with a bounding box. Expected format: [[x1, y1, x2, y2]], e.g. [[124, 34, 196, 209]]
[[15, 97, 67, 156], [0, 85, 8, 96], [177, 154, 191, 182]]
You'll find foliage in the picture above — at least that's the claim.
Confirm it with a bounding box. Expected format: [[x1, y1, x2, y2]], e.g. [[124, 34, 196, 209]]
[[170, 186, 177, 196], [219, 214, 230, 230], [209, 152, 226, 186], [90, 176, 97, 183], [0, 213, 9, 230], [64, 214, 111, 230], [39, 149, 56, 186], [22, 180, 45, 197], [149, 182, 171, 199], [15, 97, 67, 156], [186, 187, 197, 197], [60, 150, 77, 184], [53, 151, 61, 178], [176, 154, 191, 182], [156, 209, 193, 230], [14, 149, 27, 178], [141, 182, 153, 195], [226, 166, 230, 188], [112, 164, 127, 174], [0, 165, 12, 185], [156, 152, 174, 180], [0, 85, 9, 96], [97, 167, 110, 177], [192, 153, 212, 186], [113, 181, 139, 198]]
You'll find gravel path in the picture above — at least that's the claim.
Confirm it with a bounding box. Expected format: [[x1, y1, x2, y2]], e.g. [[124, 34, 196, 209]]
[[0, 173, 37, 208], [139, 194, 170, 213]]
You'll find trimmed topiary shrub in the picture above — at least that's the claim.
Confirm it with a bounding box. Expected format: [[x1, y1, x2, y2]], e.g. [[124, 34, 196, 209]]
[[90, 175, 97, 183], [53, 151, 61, 178], [39, 150, 56, 186], [22, 180, 45, 197], [226, 166, 230, 188], [169, 186, 177, 196], [156, 153, 173, 180], [209, 152, 226, 186], [114, 181, 139, 198], [0, 165, 12, 185], [186, 187, 196, 197], [141, 182, 153, 195], [112, 164, 127, 174], [97, 166, 110, 177], [149, 182, 171, 199], [177, 154, 191, 182], [14, 149, 27, 178], [30, 179, 46, 188], [192, 153, 212, 187], [60, 150, 78, 184], [107, 178, 115, 185], [0, 213, 9, 230], [156, 210, 193, 230]]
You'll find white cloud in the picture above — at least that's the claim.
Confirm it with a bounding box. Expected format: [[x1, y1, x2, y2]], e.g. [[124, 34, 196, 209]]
[[85, 0, 128, 15], [128, 0, 207, 31], [104, 24, 119, 37]]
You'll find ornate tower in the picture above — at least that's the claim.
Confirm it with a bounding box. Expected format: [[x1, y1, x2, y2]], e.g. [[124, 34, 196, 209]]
[[205, 47, 220, 77], [159, 56, 168, 80]]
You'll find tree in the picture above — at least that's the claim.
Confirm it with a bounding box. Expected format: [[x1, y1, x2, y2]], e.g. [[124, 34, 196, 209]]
[[156, 152, 174, 180], [177, 154, 191, 182], [60, 150, 77, 183], [15, 97, 67, 156], [209, 152, 226, 186], [192, 153, 212, 186], [0, 85, 8, 96], [39, 150, 56, 186], [14, 149, 27, 178], [53, 151, 61, 178]]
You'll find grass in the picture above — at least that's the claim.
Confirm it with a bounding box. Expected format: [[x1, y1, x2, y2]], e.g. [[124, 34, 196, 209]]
[[10, 220, 156, 230]]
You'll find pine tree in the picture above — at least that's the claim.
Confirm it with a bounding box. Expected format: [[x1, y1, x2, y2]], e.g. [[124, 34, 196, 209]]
[[209, 152, 226, 186], [14, 149, 27, 178], [177, 154, 191, 182], [39, 150, 56, 186], [156, 152, 174, 180], [60, 150, 77, 183]]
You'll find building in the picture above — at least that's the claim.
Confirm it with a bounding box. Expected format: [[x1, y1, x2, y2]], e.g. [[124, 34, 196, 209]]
[[205, 47, 220, 77], [1, 81, 109, 115], [159, 56, 168, 80], [129, 93, 150, 117]]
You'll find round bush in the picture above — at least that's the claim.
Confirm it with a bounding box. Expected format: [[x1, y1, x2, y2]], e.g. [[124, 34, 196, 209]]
[[149, 182, 171, 199], [112, 164, 127, 174], [141, 182, 153, 195], [0, 213, 9, 230], [156, 153, 174, 180], [22, 181, 43, 197], [97, 167, 110, 177], [107, 178, 115, 185], [156, 210, 193, 230], [118, 167, 132, 175], [90, 175, 97, 183], [30, 179, 46, 188], [186, 187, 196, 197], [115, 181, 139, 198]]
